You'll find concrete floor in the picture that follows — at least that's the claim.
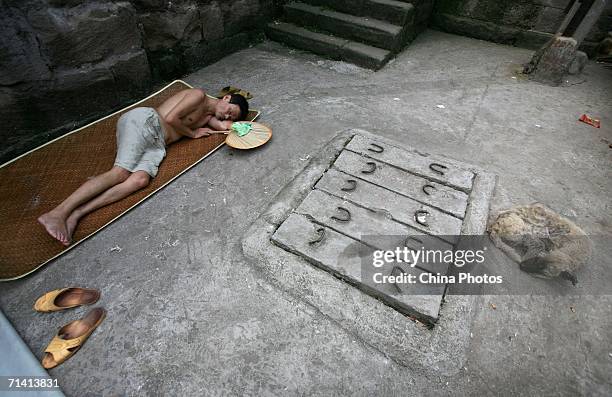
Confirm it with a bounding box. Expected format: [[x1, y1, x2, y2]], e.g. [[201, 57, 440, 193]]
[[1, 30, 611, 396]]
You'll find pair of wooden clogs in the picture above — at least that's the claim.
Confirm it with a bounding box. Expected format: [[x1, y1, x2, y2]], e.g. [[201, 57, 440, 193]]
[[34, 288, 105, 369]]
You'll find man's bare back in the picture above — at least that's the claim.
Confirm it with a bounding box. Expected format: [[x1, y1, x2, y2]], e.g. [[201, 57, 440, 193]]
[[157, 89, 212, 144], [157, 88, 243, 145]]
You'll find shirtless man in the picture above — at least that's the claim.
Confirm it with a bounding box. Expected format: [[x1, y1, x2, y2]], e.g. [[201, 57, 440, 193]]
[[38, 88, 249, 245]]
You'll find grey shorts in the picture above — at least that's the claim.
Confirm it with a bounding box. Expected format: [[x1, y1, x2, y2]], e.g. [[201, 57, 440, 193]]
[[114, 107, 167, 178]]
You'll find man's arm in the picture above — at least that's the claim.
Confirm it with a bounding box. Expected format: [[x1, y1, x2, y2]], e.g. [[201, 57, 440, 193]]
[[165, 89, 206, 138], [207, 117, 233, 131]]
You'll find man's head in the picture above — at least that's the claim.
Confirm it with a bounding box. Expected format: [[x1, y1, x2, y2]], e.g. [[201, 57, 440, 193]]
[[216, 94, 249, 121]]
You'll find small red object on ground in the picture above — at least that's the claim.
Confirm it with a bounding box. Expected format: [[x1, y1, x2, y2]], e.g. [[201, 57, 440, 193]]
[[579, 114, 601, 128]]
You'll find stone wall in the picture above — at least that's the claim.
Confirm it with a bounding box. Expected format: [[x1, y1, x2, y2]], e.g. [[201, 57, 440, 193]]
[[0, 0, 277, 163], [432, 0, 612, 54]]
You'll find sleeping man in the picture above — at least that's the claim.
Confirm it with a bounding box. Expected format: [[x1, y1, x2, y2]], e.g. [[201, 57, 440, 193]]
[[38, 88, 249, 246]]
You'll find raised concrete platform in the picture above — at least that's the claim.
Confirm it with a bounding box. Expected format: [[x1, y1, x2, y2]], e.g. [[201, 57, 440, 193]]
[[244, 128, 495, 330]]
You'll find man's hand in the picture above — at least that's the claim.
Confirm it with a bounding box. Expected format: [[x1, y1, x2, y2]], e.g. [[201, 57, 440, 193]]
[[193, 127, 213, 138]]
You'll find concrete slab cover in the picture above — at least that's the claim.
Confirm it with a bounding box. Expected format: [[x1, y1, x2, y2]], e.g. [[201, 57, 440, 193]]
[[332, 149, 470, 218], [242, 128, 496, 372]]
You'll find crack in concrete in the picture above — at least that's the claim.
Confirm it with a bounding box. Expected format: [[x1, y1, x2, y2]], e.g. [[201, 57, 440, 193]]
[[461, 63, 500, 141]]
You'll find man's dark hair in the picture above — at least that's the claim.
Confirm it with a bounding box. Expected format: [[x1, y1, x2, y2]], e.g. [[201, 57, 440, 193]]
[[229, 94, 249, 121]]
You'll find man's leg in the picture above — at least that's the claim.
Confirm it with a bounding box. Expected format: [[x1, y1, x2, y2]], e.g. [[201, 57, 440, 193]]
[[38, 166, 131, 245], [65, 171, 151, 238]]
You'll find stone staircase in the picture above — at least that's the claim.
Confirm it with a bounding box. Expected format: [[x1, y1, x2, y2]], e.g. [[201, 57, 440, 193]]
[[266, 0, 434, 70]]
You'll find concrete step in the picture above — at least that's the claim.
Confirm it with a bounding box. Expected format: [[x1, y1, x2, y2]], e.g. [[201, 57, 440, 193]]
[[284, 2, 408, 52], [266, 22, 392, 70], [300, 0, 415, 26], [397, 0, 435, 33]]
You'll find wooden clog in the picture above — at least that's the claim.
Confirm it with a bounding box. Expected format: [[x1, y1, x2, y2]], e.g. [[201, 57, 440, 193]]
[[34, 288, 100, 312], [42, 308, 106, 369], [215, 86, 253, 100]]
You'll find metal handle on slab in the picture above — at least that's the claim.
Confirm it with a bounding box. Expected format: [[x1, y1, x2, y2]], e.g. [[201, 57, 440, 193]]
[[429, 163, 448, 176], [415, 210, 430, 227], [391, 266, 405, 293], [341, 179, 357, 192], [331, 207, 351, 223], [422, 184, 437, 196], [308, 227, 326, 245], [362, 162, 377, 174], [405, 236, 424, 249], [368, 143, 384, 153]]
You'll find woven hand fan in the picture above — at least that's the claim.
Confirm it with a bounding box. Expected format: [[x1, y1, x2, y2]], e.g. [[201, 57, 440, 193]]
[[210, 122, 272, 150]]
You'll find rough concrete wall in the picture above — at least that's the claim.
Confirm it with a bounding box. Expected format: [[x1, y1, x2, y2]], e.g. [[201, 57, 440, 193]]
[[432, 0, 611, 55], [579, 1, 612, 55], [0, 0, 276, 163]]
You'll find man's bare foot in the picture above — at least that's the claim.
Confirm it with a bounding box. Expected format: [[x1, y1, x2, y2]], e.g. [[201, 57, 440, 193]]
[[65, 212, 81, 242], [38, 212, 70, 246]]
